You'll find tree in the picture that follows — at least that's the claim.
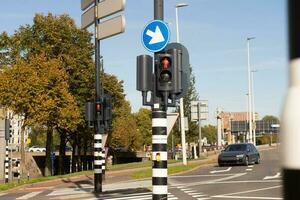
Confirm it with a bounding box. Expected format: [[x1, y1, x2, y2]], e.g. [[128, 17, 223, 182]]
[[0, 53, 80, 176], [202, 125, 217, 144], [173, 68, 199, 143], [134, 108, 152, 147], [0, 13, 95, 175], [262, 115, 280, 123]]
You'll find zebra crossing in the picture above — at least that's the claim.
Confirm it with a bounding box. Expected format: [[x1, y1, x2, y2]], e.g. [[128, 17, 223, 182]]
[[176, 186, 211, 200], [0, 187, 179, 200]]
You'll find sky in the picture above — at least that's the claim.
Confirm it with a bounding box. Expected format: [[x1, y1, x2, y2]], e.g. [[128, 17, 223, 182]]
[[0, 0, 288, 124]]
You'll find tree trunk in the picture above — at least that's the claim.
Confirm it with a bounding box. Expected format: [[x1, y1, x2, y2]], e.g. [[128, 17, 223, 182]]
[[44, 126, 53, 176], [77, 136, 82, 172], [58, 132, 66, 175], [83, 139, 87, 171], [20, 124, 26, 179], [71, 135, 77, 173]]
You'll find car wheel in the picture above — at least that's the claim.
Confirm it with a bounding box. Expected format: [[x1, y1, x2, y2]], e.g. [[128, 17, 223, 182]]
[[255, 156, 260, 164], [244, 156, 249, 166]]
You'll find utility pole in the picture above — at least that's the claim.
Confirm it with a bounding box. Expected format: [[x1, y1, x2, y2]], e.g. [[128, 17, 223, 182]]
[[198, 102, 202, 157], [247, 37, 255, 143], [282, 0, 300, 199], [217, 108, 222, 148], [175, 2, 188, 166]]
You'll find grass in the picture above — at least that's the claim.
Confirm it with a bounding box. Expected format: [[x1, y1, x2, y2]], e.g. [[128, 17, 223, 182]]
[[131, 162, 201, 179], [107, 159, 180, 171], [0, 170, 93, 191], [0, 157, 210, 191]]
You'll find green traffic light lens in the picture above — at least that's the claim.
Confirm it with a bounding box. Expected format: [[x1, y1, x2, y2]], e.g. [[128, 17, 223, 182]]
[[160, 71, 172, 82]]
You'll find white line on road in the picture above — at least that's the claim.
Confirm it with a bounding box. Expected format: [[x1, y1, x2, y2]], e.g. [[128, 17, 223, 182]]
[[246, 168, 253, 171], [212, 185, 281, 197], [248, 165, 254, 168], [171, 173, 240, 178], [0, 193, 7, 197], [16, 191, 43, 199], [210, 167, 232, 174], [264, 172, 281, 180], [212, 195, 282, 199]]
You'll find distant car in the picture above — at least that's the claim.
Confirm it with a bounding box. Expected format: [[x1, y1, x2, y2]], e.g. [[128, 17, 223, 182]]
[[218, 143, 260, 166], [28, 146, 46, 152]]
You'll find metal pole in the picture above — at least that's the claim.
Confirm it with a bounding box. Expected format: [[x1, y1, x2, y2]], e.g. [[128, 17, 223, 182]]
[[251, 70, 257, 145], [282, 1, 300, 199], [247, 37, 254, 143], [198, 102, 202, 158], [153, 2, 168, 200], [94, 0, 103, 193], [175, 3, 187, 166]]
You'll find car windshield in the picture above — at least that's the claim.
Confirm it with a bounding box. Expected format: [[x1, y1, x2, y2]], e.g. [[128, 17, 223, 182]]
[[225, 144, 247, 152]]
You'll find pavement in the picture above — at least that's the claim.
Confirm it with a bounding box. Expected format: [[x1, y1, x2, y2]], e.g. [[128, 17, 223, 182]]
[[0, 144, 280, 200]]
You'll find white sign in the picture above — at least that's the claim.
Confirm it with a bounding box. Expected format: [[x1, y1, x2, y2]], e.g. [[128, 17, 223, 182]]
[[97, 16, 125, 40], [81, 0, 125, 29]]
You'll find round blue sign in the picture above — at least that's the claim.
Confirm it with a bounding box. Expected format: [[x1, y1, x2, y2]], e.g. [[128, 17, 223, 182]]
[[141, 20, 170, 52]]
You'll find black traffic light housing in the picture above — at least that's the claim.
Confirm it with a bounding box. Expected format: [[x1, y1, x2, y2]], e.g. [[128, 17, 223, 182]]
[[136, 43, 190, 109], [5, 118, 12, 141]]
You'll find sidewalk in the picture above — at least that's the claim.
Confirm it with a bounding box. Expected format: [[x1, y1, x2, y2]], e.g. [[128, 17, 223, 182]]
[[3, 151, 219, 193]]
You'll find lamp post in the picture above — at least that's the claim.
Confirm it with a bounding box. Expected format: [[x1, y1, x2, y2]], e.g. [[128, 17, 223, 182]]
[[247, 37, 255, 143], [251, 69, 258, 145], [175, 2, 188, 165]]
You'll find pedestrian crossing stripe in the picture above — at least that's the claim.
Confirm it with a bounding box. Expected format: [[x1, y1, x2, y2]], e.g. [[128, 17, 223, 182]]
[[16, 191, 43, 199]]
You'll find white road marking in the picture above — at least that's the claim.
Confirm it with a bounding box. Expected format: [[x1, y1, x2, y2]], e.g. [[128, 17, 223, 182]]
[[16, 191, 43, 199], [213, 195, 282, 199], [212, 185, 281, 197], [171, 173, 241, 178], [210, 167, 232, 174], [248, 165, 254, 168], [264, 172, 281, 180], [246, 168, 253, 171], [0, 193, 7, 197]]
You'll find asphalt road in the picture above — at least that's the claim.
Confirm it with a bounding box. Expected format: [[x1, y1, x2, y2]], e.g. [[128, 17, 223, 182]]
[[0, 146, 281, 200]]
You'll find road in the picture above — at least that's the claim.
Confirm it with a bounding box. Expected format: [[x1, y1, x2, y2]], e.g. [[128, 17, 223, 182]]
[[0, 146, 281, 200]]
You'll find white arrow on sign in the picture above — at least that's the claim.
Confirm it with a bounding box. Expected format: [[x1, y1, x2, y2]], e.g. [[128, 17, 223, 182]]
[[146, 26, 165, 45]]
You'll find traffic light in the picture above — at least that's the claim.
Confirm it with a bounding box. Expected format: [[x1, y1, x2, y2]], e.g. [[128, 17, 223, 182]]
[[95, 101, 104, 121], [5, 118, 12, 141], [103, 95, 112, 131], [156, 53, 173, 93]]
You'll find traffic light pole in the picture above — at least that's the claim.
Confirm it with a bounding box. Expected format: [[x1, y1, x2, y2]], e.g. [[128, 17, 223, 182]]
[[5, 140, 9, 183], [282, 0, 300, 199], [152, 1, 168, 200], [94, 0, 103, 193]]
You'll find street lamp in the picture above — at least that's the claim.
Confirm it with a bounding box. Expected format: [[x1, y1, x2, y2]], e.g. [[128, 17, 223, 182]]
[[175, 2, 188, 166], [247, 37, 255, 143], [251, 69, 258, 145]]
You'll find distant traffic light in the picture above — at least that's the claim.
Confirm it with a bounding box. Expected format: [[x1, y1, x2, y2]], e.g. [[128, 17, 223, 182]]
[[5, 118, 12, 141], [103, 95, 112, 131]]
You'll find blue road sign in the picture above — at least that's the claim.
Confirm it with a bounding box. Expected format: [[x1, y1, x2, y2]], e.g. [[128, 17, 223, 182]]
[[142, 20, 170, 52]]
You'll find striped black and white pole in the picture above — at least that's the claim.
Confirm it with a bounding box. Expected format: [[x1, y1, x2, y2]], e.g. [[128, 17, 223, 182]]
[[94, 133, 102, 192], [282, 0, 300, 199], [4, 140, 9, 183], [152, 108, 168, 200], [101, 149, 105, 178]]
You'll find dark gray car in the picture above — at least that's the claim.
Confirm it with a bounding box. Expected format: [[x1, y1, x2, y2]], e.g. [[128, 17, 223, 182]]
[[218, 143, 260, 166]]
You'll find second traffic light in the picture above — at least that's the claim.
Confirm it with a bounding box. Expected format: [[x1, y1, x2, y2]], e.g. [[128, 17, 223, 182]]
[[5, 118, 12, 141]]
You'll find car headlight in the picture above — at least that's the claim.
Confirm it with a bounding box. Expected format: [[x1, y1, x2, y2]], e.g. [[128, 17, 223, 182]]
[[236, 154, 244, 158]]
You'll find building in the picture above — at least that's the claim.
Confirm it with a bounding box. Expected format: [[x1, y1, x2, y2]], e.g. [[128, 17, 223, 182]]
[[218, 112, 260, 144]]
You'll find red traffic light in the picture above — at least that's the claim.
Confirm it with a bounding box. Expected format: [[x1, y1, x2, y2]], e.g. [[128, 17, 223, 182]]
[[161, 57, 171, 69], [96, 102, 102, 111]]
